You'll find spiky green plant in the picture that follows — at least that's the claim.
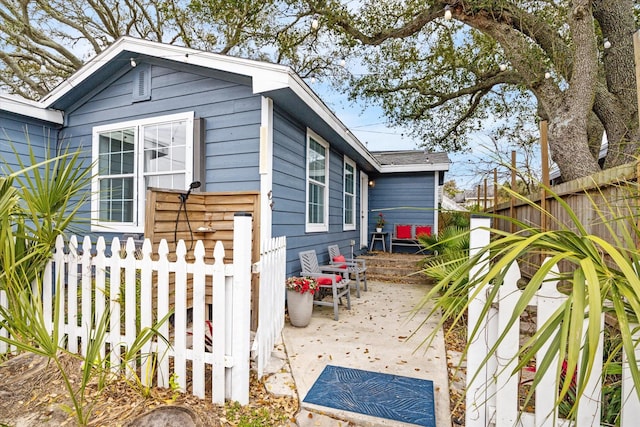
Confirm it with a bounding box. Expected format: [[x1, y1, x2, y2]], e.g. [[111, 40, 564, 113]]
[[438, 210, 470, 231], [419, 225, 470, 303], [0, 142, 169, 424], [416, 181, 640, 423], [0, 145, 100, 423], [1, 143, 92, 290]]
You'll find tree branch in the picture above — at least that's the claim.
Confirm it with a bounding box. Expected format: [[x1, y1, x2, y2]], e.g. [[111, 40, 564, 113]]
[[366, 69, 523, 110]]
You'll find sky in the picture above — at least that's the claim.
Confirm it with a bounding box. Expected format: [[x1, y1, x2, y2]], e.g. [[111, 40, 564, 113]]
[[308, 80, 491, 190]]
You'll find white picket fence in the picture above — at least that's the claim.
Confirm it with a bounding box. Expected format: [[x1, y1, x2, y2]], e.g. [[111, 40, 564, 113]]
[[467, 217, 640, 427], [1, 213, 255, 404], [252, 235, 287, 378]]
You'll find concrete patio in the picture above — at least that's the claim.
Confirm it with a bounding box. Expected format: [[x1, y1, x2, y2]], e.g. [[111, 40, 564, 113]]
[[282, 279, 450, 427]]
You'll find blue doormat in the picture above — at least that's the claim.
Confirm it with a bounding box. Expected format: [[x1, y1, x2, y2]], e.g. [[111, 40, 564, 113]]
[[303, 365, 435, 427]]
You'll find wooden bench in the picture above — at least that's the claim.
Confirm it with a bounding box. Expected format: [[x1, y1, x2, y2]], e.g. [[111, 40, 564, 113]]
[[390, 224, 432, 253]]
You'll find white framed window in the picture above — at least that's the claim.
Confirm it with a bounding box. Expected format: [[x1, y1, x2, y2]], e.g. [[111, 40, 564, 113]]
[[343, 156, 356, 230], [305, 129, 329, 232], [91, 111, 194, 233]]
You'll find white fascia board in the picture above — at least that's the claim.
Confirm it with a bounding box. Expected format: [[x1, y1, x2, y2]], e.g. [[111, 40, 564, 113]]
[[41, 36, 293, 107], [379, 162, 450, 173], [40, 37, 132, 106], [38, 36, 381, 170], [0, 94, 63, 124]]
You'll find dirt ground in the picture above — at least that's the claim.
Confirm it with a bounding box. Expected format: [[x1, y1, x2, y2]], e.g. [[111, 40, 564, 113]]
[[1, 336, 465, 427], [0, 352, 298, 426], [0, 305, 466, 427], [443, 315, 467, 426]]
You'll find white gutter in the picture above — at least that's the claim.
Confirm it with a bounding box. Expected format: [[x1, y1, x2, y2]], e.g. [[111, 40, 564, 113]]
[[379, 163, 450, 173], [285, 71, 381, 170], [0, 93, 63, 124], [41, 36, 293, 107]]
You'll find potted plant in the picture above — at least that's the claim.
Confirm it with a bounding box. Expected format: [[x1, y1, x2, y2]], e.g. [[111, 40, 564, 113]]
[[285, 276, 318, 327], [375, 212, 385, 232]]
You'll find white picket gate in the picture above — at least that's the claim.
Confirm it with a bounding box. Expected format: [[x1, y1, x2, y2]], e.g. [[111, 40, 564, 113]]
[[1, 213, 253, 405], [252, 236, 287, 378], [467, 217, 640, 426]]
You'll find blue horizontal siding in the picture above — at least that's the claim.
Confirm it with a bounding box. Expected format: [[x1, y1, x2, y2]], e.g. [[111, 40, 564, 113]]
[[0, 112, 56, 173], [1, 112, 92, 242], [60, 61, 262, 238], [368, 173, 436, 250], [271, 108, 361, 277]]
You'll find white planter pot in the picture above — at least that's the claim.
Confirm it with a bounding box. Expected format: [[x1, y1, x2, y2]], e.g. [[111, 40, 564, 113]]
[[286, 290, 314, 327], [376, 227, 382, 232]]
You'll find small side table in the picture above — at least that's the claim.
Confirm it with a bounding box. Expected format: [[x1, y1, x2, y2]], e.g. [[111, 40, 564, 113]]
[[369, 232, 389, 252]]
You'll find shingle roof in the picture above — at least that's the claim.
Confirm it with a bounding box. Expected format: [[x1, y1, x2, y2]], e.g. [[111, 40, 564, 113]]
[[371, 150, 450, 166]]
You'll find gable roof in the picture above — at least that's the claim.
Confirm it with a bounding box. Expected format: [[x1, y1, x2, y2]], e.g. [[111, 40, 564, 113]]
[[40, 36, 383, 169], [0, 93, 63, 124], [10, 37, 450, 174], [372, 150, 450, 172]]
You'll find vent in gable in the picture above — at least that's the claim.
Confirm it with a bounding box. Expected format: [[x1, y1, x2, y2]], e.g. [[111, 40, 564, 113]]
[[132, 63, 151, 102]]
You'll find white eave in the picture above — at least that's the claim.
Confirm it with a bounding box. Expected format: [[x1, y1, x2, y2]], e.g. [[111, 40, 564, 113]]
[[379, 163, 450, 173], [0, 93, 63, 124]]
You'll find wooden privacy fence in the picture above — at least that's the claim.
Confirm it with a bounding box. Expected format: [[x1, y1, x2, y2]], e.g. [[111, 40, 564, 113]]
[[467, 217, 640, 426], [252, 236, 287, 379], [490, 162, 640, 278], [0, 214, 253, 405], [145, 188, 261, 329]]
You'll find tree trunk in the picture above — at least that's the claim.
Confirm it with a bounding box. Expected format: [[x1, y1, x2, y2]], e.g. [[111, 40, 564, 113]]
[[544, 0, 601, 181], [464, 1, 602, 182], [593, 0, 640, 168], [548, 116, 600, 181]]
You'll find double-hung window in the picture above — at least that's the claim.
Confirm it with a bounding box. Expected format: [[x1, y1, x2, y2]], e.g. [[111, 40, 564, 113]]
[[306, 130, 329, 232], [343, 156, 356, 230], [91, 111, 194, 232]]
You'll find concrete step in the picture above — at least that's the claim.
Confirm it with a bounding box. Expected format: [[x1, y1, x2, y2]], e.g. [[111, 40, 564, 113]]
[[359, 252, 430, 284], [369, 273, 430, 285]]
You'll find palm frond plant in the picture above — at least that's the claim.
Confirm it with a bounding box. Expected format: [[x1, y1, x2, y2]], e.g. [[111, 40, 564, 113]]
[[2, 142, 93, 290], [418, 225, 470, 315], [415, 180, 640, 423], [0, 142, 170, 425], [438, 210, 471, 231], [0, 146, 100, 423]]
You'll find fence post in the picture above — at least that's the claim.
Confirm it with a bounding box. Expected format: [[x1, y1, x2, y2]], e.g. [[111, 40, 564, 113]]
[[80, 236, 93, 359], [156, 240, 170, 388], [173, 240, 188, 393], [67, 236, 79, 354], [467, 215, 492, 427], [212, 240, 227, 403], [54, 235, 66, 346], [124, 238, 138, 377], [577, 311, 604, 426], [536, 259, 563, 426], [192, 240, 207, 398], [495, 262, 522, 427], [109, 238, 122, 371], [621, 324, 640, 426], [94, 237, 107, 361], [227, 212, 252, 404], [139, 239, 153, 388]]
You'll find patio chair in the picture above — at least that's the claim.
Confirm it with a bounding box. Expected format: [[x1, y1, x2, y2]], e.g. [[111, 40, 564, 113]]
[[327, 244, 367, 298], [298, 250, 351, 321]]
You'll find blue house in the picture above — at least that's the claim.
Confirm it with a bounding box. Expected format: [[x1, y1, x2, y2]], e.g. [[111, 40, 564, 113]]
[[0, 37, 450, 276]]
